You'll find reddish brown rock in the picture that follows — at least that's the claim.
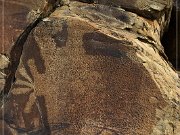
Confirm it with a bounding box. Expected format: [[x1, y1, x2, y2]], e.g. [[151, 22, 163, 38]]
[[0, 0, 46, 54]]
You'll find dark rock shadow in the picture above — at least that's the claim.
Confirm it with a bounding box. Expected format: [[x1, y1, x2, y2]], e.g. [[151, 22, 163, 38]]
[[162, 4, 180, 70], [78, 0, 94, 4]]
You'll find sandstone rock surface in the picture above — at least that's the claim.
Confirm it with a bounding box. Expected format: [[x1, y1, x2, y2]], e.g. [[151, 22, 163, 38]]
[[0, 0, 179, 135], [0, 0, 46, 53]]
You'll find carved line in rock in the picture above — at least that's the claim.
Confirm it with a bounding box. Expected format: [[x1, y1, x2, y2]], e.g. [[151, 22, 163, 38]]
[[82, 32, 132, 58], [22, 35, 46, 83], [0, 0, 61, 106], [0, 0, 98, 106], [2, 93, 49, 134], [0, 18, 42, 106], [2, 91, 71, 134]]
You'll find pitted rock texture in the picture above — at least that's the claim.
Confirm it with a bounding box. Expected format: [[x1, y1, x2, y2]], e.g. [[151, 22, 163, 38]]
[[0, 1, 179, 135]]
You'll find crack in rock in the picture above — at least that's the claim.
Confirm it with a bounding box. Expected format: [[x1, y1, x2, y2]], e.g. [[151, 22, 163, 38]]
[[0, 18, 42, 108], [0, 0, 65, 107]]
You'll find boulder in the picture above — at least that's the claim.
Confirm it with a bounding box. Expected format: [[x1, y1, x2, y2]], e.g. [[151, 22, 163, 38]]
[[0, 1, 179, 135]]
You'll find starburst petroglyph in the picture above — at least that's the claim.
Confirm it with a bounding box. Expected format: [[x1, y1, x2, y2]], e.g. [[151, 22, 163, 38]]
[[15, 63, 34, 90], [11, 61, 37, 113]]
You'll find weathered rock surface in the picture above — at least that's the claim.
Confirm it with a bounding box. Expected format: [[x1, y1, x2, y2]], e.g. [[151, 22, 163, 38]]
[[92, 0, 173, 35], [0, 0, 46, 53], [0, 54, 9, 94], [94, 0, 172, 18], [0, 0, 179, 135]]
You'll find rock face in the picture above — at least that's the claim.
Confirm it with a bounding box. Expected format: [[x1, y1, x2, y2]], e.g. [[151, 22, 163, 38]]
[[0, 0, 46, 53], [0, 0, 179, 135], [94, 0, 172, 18], [89, 0, 173, 35]]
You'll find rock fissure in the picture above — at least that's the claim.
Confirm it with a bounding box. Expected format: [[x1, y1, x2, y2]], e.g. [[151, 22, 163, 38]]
[[0, 3, 62, 107]]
